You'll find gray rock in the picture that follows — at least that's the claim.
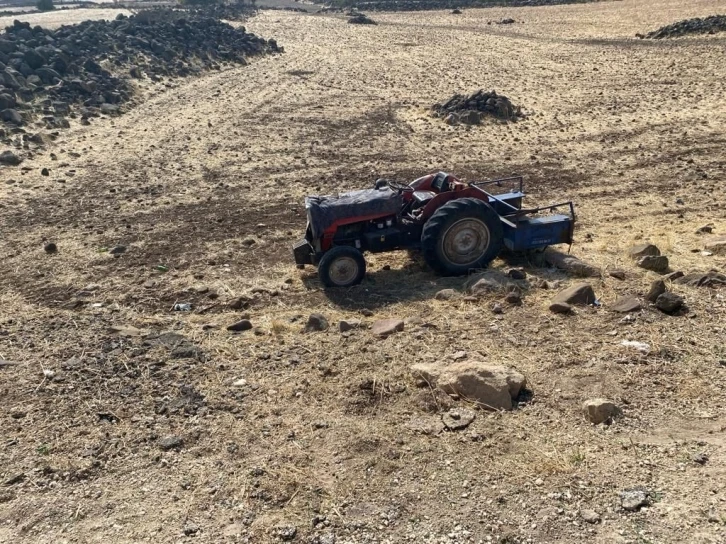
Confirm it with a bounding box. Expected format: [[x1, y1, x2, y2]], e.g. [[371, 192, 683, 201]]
[[705, 237, 726, 255], [100, 103, 119, 115], [549, 301, 572, 314], [466, 270, 511, 294], [406, 415, 445, 435], [435, 288, 458, 300], [158, 435, 183, 451], [184, 523, 200, 536], [664, 271, 684, 282], [444, 113, 458, 125], [41, 167, 49, 176], [442, 408, 476, 430], [23, 49, 45, 70], [44, 242, 57, 254], [35, 66, 61, 83], [0, 93, 15, 111], [655, 292, 684, 314], [469, 277, 501, 294], [339, 319, 361, 332], [580, 509, 601, 524], [170, 344, 204, 360], [552, 283, 596, 306], [629, 243, 661, 259], [304, 314, 328, 332], [1, 108, 22, 124], [610, 296, 641, 313], [646, 279, 666, 303], [0, 150, 21, 165], [317, 532, 336, 544], [692, 452, 708, 465], [227, 320, 253, 332], [504, 289, 522, 305], [674, 271, 726, 287], [583, 398, 621, 424], [109, 245, 126, 255], [4, 472, 25, 486], [507, 268, 527, 280], [412, 361, 526, 410], [609, 269, 626, 280], [275, 525, 297, 541], [371, 318, 404, 337], [544, 248, 601, 277], [52, 101, 70, 115], [620, 488, 650, 511], [636, 255, 669, 273], [460, 110, 481, 125]]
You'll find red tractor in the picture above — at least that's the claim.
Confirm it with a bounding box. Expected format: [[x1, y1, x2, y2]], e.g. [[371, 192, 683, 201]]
[[293, 172, 575, 287]]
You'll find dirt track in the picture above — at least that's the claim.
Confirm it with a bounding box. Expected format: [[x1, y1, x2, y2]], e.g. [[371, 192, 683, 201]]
[[1, 1, 726, 542]]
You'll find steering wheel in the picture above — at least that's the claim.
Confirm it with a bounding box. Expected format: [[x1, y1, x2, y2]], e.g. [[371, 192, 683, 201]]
[[385, 180, 414, 194]]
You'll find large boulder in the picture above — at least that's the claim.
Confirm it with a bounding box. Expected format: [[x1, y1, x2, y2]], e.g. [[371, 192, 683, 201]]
[[411, 361, 526, 410]]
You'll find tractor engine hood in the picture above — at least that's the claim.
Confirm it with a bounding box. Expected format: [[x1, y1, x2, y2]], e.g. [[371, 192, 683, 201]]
[[305, 187, 403, 239]]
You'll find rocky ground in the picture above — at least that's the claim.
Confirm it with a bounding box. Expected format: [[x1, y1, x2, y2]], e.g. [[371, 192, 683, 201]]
[[0, 9, 279, 154], [640, 14, 726, 39], [1, 0, 726, 543]]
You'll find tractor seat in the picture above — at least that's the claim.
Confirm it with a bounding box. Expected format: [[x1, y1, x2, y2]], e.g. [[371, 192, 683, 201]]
[[305, 187, 403, 238], [413, 190, 436, 204]]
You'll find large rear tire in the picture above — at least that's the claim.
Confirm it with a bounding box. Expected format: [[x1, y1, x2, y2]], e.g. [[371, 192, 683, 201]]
[[318, 246, 367, 288], [421, 198, 503, 276]]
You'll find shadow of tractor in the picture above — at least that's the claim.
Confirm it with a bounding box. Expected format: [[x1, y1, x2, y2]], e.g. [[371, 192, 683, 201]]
[[301, 251, 541, 311]]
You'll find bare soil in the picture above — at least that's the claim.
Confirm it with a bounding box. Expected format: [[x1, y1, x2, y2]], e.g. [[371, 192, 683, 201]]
[[1, 1, 726, 543]]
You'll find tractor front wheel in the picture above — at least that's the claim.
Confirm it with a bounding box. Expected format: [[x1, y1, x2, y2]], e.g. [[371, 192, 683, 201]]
[[421, 198, 503, 276], [318, 246, 366, 288]]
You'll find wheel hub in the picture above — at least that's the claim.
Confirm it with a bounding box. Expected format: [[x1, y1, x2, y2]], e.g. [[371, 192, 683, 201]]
[[328, 256, 359, 286], [442, 218, 490, 266]]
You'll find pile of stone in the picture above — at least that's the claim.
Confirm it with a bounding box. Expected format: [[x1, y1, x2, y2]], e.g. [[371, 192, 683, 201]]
[[348, 13, 377, 24], [640, 15, 726, 39], [432, 89, 522, 125], [0, 10, 280, 139]]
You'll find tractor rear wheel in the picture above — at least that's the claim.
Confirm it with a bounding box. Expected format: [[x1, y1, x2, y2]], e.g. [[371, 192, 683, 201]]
[[318, 246, 366, 288], [421, 198, 503, 276]]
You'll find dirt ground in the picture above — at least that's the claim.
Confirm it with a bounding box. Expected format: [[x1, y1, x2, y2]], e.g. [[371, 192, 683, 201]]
[[1, 0, 726, 542]]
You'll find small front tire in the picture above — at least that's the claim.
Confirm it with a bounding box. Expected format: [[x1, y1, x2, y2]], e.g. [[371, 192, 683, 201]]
[[318, 246, 366, 288]]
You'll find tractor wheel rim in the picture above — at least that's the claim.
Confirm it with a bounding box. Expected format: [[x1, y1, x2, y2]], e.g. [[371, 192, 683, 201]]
[[329, 256, 359, 286], [442, 218, 490, 266]]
